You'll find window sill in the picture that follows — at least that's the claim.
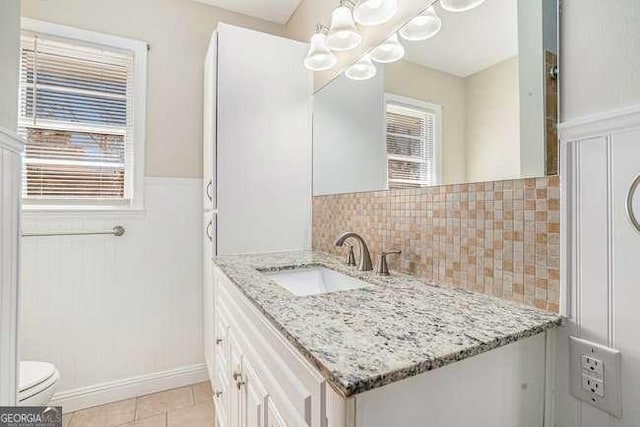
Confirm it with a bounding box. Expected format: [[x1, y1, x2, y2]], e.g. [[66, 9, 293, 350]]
[[21, 205, 146, 220]]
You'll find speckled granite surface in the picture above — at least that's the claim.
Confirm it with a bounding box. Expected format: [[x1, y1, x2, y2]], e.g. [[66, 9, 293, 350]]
[[214, 251, 562, 397]]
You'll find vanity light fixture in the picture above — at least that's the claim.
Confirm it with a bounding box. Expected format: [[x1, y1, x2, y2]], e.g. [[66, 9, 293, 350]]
[[371, 33, 405, 63], [439, 0, 486, 12], [326, 3, 362, 51], [345, 54, 377, 80], [399, 6, 442, 41], [304, 25, 338, 71], [353, 0, 398, 26]]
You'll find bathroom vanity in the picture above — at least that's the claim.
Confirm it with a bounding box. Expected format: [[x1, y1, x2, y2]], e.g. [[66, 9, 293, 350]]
[[201, 1, 563, 425], [205, 251, 560, 427]]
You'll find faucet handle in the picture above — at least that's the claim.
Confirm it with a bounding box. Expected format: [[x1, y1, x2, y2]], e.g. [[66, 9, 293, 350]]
[[344, 243, 356, 266], [377, 250, 401, 276]]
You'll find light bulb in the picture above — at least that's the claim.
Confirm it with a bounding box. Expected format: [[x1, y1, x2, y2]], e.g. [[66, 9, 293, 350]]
[[399, 6, 442, 41], [440, 0, 486, 12], [345, 54, 377, 81], [326, 6, 362, 51], [353, 0, 398, 26], [304, 33, 338, 71], [371, 33, 405, 63]]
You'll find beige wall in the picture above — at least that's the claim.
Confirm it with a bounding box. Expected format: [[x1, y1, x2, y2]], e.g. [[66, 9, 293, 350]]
[[385, 60, 467, 185], [21, 0, 285, 178], [384, 58, 521, 185], [0, 0, 19, 132], [465, 57, 520, 182], [285, 0, 334, 42]]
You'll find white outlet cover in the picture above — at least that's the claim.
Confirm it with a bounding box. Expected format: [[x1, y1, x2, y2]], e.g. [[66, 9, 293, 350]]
[[569, 336, 622, 417]]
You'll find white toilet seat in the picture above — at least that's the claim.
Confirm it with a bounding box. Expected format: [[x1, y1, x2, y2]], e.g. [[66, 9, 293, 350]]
[[18, 361, 60, 406]]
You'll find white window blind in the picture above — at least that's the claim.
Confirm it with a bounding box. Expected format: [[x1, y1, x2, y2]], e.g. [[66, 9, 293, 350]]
[[18, 30, 136, 206], [385, 98, 439, 189]]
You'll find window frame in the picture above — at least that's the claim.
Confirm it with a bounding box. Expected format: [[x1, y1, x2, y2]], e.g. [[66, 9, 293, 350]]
[[384, 93, 442, 188], [19, 18, 147, 214]]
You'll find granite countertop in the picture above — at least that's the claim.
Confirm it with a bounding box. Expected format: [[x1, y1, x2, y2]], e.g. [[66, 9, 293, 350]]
[[214, 251, 562, 398]]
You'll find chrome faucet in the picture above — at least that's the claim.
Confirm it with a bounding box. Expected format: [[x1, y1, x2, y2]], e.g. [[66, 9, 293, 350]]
[[334, 232, 373, 271]]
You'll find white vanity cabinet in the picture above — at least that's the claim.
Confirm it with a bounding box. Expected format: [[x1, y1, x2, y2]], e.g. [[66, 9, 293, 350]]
[[212, 266, 326, 427], [209, 264, 556, 427]]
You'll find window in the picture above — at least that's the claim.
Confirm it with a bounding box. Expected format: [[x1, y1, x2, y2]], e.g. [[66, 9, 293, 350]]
[[18, 19, 147, 210], [385, 94, 441, 189]]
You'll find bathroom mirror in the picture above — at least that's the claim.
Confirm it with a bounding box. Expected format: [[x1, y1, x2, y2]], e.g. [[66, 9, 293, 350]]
[[312, 0, 559, 196]]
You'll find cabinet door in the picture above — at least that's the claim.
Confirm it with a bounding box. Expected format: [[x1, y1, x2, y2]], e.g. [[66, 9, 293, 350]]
[[203, 212, 216, 379], [240, 357, 268, 427], [215, 301, 230, 377], [203, 31, 217, 211], [229, 330, 243, 427], [214, 299, 231, 427], [266, 398, 288, 427], [214, 364, 229, 427], [217, 23, 311, 255]]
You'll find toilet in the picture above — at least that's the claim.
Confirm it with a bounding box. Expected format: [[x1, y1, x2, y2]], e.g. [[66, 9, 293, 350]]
[[18, 361, 60, 406]]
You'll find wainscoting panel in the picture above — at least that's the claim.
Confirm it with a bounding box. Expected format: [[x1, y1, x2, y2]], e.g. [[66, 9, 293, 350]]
[[555, 105, 640, 427], [20, 177, 205, 411]]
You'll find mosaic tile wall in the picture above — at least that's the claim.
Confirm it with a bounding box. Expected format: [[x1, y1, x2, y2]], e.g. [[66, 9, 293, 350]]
[[312, 176, 560, 312]]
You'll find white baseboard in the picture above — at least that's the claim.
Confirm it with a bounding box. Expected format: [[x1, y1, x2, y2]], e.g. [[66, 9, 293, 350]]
[[51, 364, 208, 414]]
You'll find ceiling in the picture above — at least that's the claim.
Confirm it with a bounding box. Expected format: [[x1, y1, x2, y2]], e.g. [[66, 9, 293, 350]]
[[403, 0, 518, 78], [194, 0, 303, 24]]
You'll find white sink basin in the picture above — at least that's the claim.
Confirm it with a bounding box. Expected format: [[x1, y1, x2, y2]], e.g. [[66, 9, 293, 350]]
[[265, 267, 372, 296]]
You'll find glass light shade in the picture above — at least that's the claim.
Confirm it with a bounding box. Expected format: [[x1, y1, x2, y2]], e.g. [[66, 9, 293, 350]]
[[440, 0, 486, 12], [345, 54, 377, 80], [326, 6, 362, 51], [371, 33, 405, 63], [353, 0, 398, 26], [304, 33, 338, 71], [399, 6, 442, 41]]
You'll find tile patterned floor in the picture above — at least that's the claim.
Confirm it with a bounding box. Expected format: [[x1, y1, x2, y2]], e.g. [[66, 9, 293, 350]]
[[62, 382, 215, 427]]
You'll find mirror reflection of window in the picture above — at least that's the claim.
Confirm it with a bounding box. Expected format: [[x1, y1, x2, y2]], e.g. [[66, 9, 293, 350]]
[[385, 95, 441, 189], [311, 0, 559, 197]]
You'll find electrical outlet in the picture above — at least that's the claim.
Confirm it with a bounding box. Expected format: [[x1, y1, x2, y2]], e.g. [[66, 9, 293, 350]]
[[582, 354, 604, 376], [582, 374, 605, 397], [569, 336, 622, 417]]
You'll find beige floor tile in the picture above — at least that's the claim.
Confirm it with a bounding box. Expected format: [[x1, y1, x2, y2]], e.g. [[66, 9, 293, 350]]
[[136, 386, 194, 420], [192, 381, 213, 405], [167, 402, 214, 427], [118, 414, 166, 427], [62, 414, 72, 427], [69, 398, 136, 427]]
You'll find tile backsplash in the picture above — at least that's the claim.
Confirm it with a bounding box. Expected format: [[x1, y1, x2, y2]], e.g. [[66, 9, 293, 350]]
[[312, 176, 560, 312]]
